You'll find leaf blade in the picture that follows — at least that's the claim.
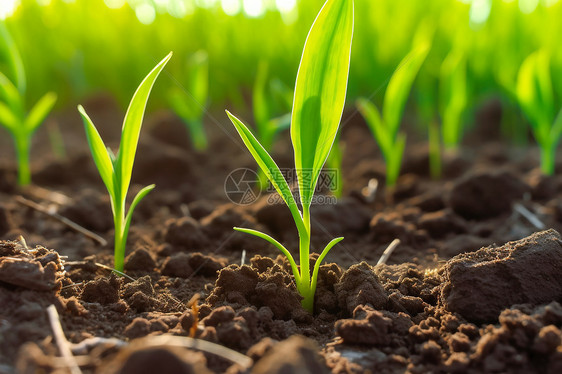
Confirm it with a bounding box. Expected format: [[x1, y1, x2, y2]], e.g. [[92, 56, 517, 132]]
[[226, 110, 304, 231], [25, 92, 57, 133], [78, 105, 115, 199], [291, 0, 354, 212], [115, 52, 172, 199]]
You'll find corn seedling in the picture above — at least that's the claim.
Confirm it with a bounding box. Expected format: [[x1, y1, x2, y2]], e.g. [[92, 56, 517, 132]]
[[226, 0, 353, 312], [168, 51, 209, 151], [357, 44, 429, 187], [0, 23, 57, 186], [516, 50, 562, 175], [439, 49, 468, 150], [78, 52, 172, 272]]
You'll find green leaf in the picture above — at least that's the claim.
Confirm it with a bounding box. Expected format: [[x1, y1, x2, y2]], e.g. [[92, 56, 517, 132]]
[[78, 105, 115, 199], [356, 98, 391, 157], [0, 22, 26, 94], [253, 61, 270, 139], [516, 50, 554, 146], [310, 237, 343, 293], [123, 184, 155, 246], [25, 92, 57, 133], [0, 71, 24, 117], [383, 45, 430, 138], [291, 0, 354, 212], [386, 132, 406, 187], [234, 227, 300, 283], [0, 101, 17, 131], [440, 49, 467, 148], [188, 51, 209, 111], [115, 52, 172, 200], [226, 110, 304, 232]]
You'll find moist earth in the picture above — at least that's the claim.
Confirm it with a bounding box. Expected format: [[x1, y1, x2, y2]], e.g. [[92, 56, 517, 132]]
[[1, 99, 562, 373]]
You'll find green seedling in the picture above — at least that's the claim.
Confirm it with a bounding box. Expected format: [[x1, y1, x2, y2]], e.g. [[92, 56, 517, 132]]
[[0, 23, 57, 186], [516, 50, 562, 175], [169, 51, 209, 151], [78, 52, 172, 272], [439, 49, 468, 150], [357, 44, 429, 187], [226, 0, 354, 312]]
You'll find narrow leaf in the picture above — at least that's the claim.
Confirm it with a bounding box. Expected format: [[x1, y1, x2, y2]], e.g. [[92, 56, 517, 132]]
[[383, 45, 430, 138], [0, 71, 24, 117], [116, 52, 172, 200], [356, 98, 391, 158], [25, 92, 57, 133], [226, 110, 304, 232], [234, 227, 300, 283], [78, 105, 115, 198], [0, 101, 17, 131], [0, 22, 26, 94], [123, 184, 155, 245], [291, 0, 354, 212], [310, 237, 343, 292]]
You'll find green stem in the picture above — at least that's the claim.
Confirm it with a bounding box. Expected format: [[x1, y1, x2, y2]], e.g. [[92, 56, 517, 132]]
[[299, 209, 313, 312], [15, 135, 31, 186], [540, 144, 556, 176], [113, 205, 126, 272]]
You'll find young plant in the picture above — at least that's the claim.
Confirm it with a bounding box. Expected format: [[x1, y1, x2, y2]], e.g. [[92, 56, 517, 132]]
[[516, 50, 562, 175], [226, 0, 354, 312], [78, 52, 172, 272], [168, 51, 209, 151], [0, 23, 57, 186], [357, 44, 429, 187], [439, 48, 468, 150]]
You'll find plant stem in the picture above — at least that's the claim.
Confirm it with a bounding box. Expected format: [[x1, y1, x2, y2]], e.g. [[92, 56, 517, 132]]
[[540, 144, 556, 176], [113, 204, 126, 272], [15, 135, 31, 186], [299, 208, 313, 312]]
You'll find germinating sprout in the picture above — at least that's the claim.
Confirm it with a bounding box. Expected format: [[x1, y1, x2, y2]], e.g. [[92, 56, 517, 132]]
[[0, 23, 57, 186], [168, 50, 209, 151], [357, 43, 429, 188], [226, 0, 354, 312], [78, 52, 172, 272], [516, 50, 562, 175]]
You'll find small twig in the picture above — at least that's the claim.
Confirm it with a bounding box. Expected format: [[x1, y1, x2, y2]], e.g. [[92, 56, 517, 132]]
[[69, 335, 252, 368], [26, 185, 71, 205], [513, 203, 545, 230], [240, 249, 246, 266], [46, 305, 82, 374], [61, 282, 84, 290], [17, 235, 29, 252], [361, 178, 379, 203], [64, 261, 135, 282], [15, 196, 107, 246], [377, 238, 401, 265]]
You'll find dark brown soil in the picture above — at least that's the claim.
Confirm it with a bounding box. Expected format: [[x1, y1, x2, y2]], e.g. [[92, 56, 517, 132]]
[[1, 96, 562, 373]]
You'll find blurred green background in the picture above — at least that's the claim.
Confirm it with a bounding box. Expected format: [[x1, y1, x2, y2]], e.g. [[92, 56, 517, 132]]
[[1, 0, 562, 141]]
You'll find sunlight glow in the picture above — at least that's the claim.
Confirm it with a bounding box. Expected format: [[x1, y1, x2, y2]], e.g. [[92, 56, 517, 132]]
[[243, 0, 264, 17], [0, 0, 19, 20], [276, 0, 296, 13], [135, 3, 156, 24], [469, 0, 492, 25], [222, 0, 241, 15], [519, 0, 539, 13], [104, 0, 126, 9]]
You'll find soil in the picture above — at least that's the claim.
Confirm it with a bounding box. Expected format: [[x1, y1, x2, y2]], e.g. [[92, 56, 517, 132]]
[[1, 95, 562, 373]]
